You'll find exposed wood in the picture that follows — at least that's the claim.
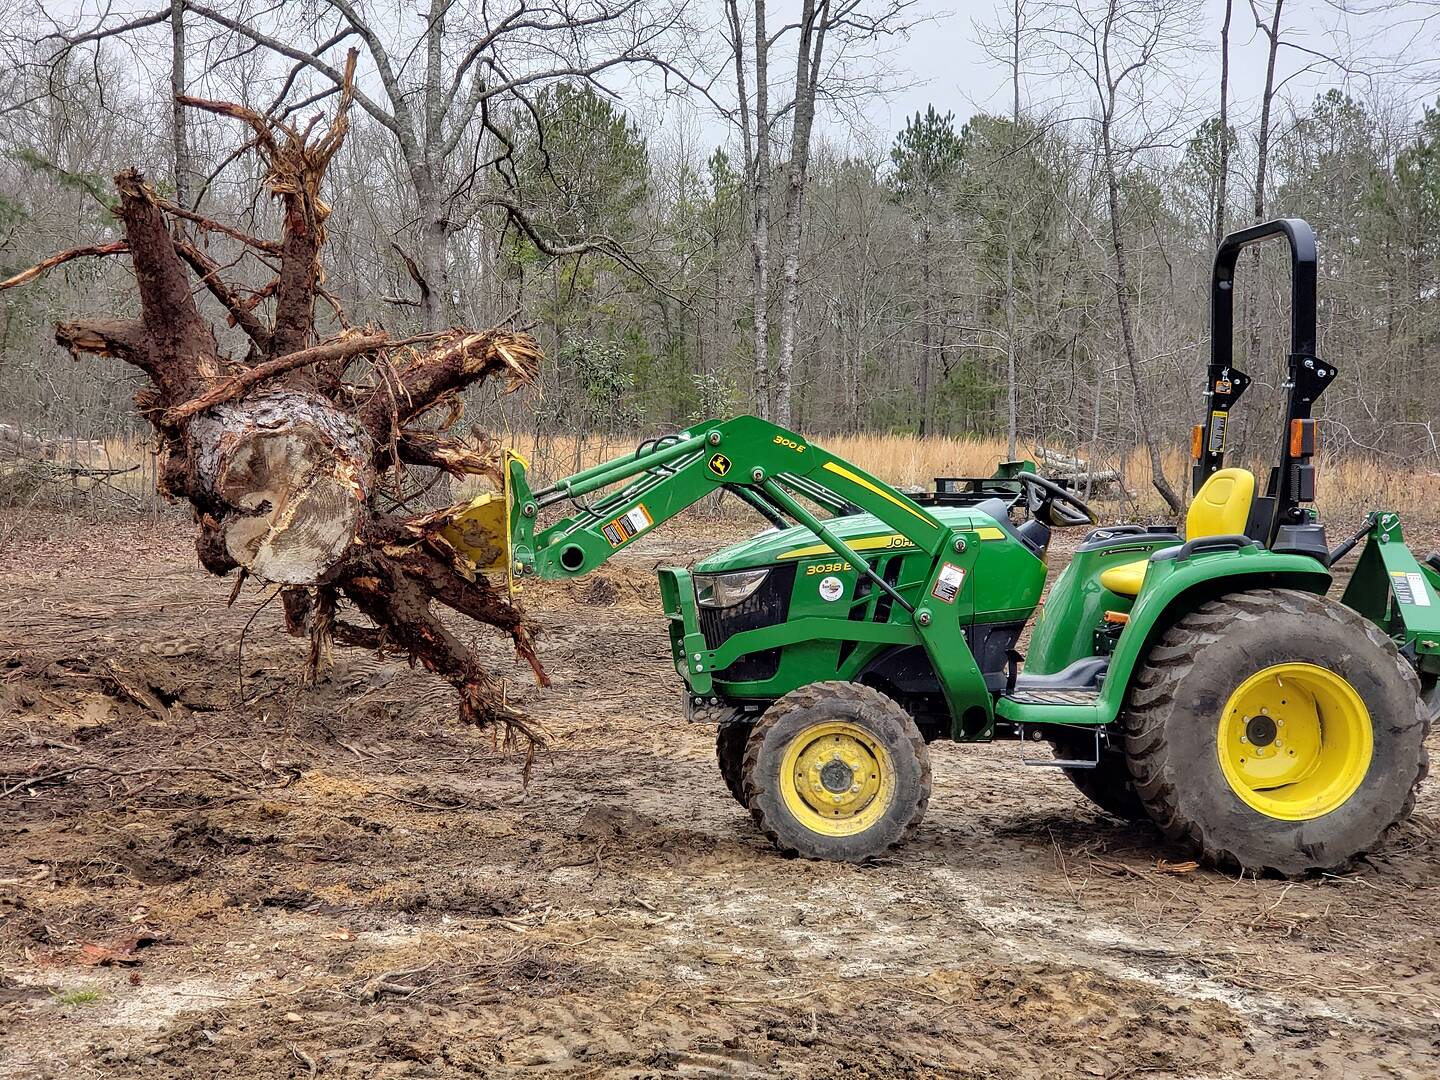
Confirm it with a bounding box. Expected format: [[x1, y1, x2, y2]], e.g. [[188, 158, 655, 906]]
[[3, 48, 547, 737], [0, 242, 129, 291]]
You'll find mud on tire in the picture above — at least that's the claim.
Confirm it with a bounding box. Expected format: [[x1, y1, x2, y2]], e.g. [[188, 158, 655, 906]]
[[1122, 588, 1430, 876], [716, 718, 753, 806], [742, 681, 931, 862]]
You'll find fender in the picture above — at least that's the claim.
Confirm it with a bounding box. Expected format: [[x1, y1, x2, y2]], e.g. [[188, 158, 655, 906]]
[[1097, 548, 1331, 720]]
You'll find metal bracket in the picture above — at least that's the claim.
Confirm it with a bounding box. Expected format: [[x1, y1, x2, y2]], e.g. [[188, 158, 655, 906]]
[[1018, 724, 1101, 769]]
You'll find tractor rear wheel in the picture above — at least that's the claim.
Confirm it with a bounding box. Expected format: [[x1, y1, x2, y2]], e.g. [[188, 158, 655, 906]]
[[716, 718, 753, 806], [1122, 588, 1429, 875], [743, 682, 931, 861], [1048, 731, 1147, 822]]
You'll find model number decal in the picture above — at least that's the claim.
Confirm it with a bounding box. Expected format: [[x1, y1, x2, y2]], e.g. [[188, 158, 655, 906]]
[[772, 434, 807, 452], [805, 560, 851, 576]]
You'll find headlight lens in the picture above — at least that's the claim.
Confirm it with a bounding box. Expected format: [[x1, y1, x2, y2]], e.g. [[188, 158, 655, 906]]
[[695, 567, 771, 608]]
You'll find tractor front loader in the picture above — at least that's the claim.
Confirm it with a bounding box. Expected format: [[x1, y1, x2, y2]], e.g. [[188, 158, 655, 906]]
[[442, 218, 1435, 876]]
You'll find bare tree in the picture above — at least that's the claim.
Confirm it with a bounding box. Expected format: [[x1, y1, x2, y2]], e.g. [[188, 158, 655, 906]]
[[47, 0, 685, 332], [719, 0, 913, 424], [1215, 0, 1232, 245], [1043, 0, 1201, 515], [1251, 0, 1285, 221]]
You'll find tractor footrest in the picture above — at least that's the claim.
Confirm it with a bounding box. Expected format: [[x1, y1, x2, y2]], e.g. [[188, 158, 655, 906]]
[[1003, 688, 1101, 706]]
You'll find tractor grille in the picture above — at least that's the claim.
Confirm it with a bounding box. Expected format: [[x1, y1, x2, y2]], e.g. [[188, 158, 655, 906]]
[[697, 563, 795, 682]]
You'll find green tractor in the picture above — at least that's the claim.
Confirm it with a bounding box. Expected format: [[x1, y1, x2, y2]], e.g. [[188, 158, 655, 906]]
[[450, 219, 1436, 874]]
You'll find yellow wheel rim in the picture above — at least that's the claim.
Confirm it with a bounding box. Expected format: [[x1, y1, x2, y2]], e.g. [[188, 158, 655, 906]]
[[778, 721, 895, 837], [1217, 663, 1373, 821]]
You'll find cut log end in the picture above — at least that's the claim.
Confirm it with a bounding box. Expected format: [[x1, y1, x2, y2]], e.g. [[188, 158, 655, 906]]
[[191, 390, 373, 585]]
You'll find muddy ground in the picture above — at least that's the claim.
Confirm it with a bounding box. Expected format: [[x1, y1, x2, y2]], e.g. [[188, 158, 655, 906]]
[[2, 509, 1438, 1079]]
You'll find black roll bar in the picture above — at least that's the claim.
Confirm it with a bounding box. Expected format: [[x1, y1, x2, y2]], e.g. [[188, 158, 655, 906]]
[[1197, 218, 1335, 544]]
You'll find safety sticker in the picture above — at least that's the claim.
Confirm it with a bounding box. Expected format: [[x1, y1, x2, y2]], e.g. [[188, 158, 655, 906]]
[[1392, 572, 1432, 607], [818, 575, 844, 602], [931, 563, 966, 604], [1208, 410, 1228, 454], [602, 504, 654, 547]]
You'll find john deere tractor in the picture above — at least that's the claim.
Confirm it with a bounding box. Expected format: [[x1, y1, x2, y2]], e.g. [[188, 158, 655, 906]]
[[448, 219, 1436, 875]]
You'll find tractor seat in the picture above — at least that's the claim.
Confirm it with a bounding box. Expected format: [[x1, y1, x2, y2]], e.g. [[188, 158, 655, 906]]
[[1099, 468, 1257, 598]]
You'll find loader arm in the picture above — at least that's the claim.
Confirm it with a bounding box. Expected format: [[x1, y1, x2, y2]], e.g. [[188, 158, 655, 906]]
[[443, 415, 995, 734]]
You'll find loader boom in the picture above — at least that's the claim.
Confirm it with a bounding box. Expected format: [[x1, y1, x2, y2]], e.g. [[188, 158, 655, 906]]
[[445, 415, 997, 735]]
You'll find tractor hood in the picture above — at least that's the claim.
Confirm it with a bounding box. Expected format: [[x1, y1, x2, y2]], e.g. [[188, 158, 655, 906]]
[[693, 506, 1004, 574]]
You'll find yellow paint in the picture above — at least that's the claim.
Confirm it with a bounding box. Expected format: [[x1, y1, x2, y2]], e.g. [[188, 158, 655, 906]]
[[821, 460, 934, 525], [1103, 468, 1259, 597], [1100, 560, 1148, 597], [1187, 467, 1256, 538], [440, 449, 525, 592], [780, 534, 915, 560], [778, 721, 895, 837], [1216, 663, 1373, 821], [780, 526, 1002, 562]]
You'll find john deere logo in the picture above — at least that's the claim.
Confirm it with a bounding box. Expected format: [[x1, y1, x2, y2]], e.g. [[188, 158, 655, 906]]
[[708, 453, 732, 477]]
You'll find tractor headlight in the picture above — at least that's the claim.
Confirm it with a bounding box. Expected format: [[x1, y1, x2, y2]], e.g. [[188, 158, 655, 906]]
[[695, 567, 771, 608]]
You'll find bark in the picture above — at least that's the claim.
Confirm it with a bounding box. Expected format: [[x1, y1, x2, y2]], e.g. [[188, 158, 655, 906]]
[[918, 221, 933, 437], [170, 0, 191, 210], [772, 0, 830, 429], [737, 0, 773, 419], [2, 53, 548, 736], [725, 0, 770, 418], [1254, 0, 1283, 222], [1100, 104, 1183, 516], [1216, 0, 1233, 247]]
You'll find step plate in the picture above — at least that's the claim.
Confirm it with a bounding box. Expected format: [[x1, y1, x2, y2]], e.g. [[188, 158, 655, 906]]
[[1004, 688, 1101, 706]]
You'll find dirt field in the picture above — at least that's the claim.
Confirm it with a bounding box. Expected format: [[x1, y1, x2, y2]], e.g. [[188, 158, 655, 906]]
[[3, 510, 1439, 1079]]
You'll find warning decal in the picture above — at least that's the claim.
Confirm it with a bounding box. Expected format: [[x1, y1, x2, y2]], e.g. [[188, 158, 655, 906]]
[[1392, 571, 1432, 607], [931, 563, 966, 604], [1208, 410, 1228, 454], [602, 504, 654, 547]]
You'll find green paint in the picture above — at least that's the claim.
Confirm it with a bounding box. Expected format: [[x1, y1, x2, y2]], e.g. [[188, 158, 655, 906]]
[[498, 415, 1426, 745]]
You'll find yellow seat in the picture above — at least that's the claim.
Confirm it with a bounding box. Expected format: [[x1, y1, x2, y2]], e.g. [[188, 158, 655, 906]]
[[1099, 468, 1257, 597]]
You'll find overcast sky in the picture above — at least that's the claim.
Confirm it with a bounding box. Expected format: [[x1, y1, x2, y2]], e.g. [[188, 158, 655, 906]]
[[25, 0, 1440, 155], [825, 0, 1438, 149]]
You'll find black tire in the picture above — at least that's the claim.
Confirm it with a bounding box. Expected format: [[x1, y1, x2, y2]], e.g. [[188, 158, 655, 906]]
[[742, 682, 931, 861], [1122, 588, 1430, 876], [716, 718, 753, 806], [1048, 730, 1148, 822]]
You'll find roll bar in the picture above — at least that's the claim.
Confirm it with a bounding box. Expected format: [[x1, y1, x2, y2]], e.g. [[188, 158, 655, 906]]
[[1196, 218, 1335, 544]]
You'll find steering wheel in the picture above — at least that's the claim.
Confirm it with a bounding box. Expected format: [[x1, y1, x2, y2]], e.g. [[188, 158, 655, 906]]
[[1017, 473, 1099, 528]]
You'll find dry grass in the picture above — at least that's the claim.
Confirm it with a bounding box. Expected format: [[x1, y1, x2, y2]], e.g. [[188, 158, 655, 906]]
[[14, 428, 1430, 525]]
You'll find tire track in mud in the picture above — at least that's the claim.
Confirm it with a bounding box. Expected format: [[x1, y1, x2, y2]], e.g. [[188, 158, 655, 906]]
[[4, 514, 1440, 1078]]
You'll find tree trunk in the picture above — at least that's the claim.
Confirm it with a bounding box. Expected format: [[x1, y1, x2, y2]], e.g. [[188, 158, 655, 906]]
[[1215, 0, 1232, 247], [1254, 0, 1284, 222], [1100, 128, 1183, 516], [419, 198, 449, 333], [772, 0, 829, 430], [169, 0, 191, 210], [750, 0, 773, 418], [918, 221, 933, 436], [3, 64, 549, 737]]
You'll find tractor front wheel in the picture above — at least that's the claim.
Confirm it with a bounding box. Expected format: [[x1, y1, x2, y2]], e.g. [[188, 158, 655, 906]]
[[742, 682, 931, 861], [1123, 588, 1429, 876]]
